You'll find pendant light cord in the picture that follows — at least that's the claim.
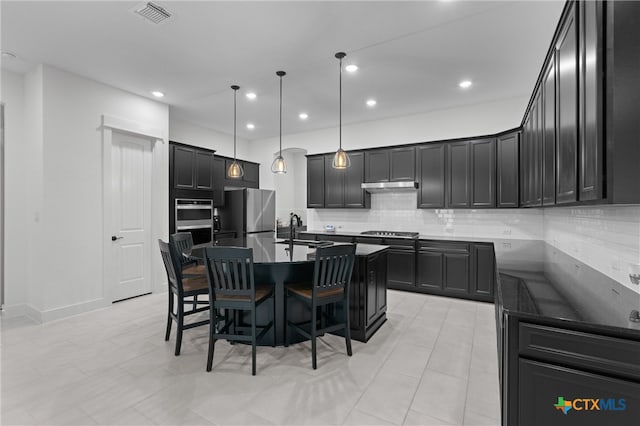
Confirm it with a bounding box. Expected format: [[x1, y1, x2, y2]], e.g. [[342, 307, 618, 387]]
[[279, 74, 283, 156], [339, 55, 342, 151], [233, 88, 237, 160]]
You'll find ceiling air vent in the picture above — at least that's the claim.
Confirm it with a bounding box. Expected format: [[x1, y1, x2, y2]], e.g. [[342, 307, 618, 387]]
[[133, 2, 173, 25]]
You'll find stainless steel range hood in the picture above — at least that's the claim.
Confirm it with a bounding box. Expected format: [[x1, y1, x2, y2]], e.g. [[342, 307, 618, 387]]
[[361, 181, 418, 193]]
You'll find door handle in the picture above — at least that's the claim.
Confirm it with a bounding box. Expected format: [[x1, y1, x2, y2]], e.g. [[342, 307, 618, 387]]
[[111, 235, 123, 241]]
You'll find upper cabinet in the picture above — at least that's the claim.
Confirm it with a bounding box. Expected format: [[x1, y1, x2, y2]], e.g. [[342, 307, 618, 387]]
[[223, 159, 260, 189], [171, 143, 215, 192], [497, 132, 520, 208], [447, 141, 471, 208], [542, 52, 557, 206], [555, 2, 579, 204], [365, 147, 415, 183], [416, 143, 446, 209], [470, 139, 496, 208], [307, 152, 369, 209]]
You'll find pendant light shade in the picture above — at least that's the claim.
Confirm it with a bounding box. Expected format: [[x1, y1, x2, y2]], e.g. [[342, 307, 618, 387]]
[[271, 71, 287, 174], [332, 52, 350, 169], [228, 85, 244, 179]]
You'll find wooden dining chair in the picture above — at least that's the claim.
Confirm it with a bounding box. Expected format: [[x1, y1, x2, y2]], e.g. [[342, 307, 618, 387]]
[[203, 247, 276, 375], [158, 239, 210, 356], [170, 232, 205, 276], [284, 244, 356, 369]]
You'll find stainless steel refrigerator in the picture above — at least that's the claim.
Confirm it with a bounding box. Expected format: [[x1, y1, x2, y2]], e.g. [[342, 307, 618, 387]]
[[220, 188, 276, 237]]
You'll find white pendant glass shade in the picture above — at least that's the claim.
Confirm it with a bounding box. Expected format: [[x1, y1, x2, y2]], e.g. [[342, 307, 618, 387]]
[[271, 155, 287, 174], [332, 148, 350, 169], [227, 160, 244, 178]]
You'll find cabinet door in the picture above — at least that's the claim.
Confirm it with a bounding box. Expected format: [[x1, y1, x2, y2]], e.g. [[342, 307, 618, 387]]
[[518, 359, 640, 426], [212, 157, 225, 207], [532, 93, 543, 206], [390, 147, 415, 181], [306, 156, 325, 208], [365, 150, 390, 182], [376, 251, 387, 316], [324, 155, 345, 208], [173, 145, 196, 189], [416, 143, 446, 208], [472, 244, 494, 299], [471, 139, 496, 208], [520, 115, 530, 206], [443, 252, 470, 294], [556, 3, 578, 204], [542, 53, 557, 206], [447, 141, 471, 208], [243, 162, 260, 188], [195, 150, 214, 190], [497, 133, 520, 208], [579, 0, 604, 201], [366, 254, 379, 325], [345, 152, 369, 208], [417, 250, 443, 291], [386, 249, 416, 288]]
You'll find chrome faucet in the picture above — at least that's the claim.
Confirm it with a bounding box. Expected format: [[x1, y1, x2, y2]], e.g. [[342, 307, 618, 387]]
[[289, 213, 302, 241]]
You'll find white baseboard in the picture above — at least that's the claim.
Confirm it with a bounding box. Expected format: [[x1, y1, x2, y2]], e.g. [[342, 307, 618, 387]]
[[1, 303, 41, 323], [1, 298, 110, 323]]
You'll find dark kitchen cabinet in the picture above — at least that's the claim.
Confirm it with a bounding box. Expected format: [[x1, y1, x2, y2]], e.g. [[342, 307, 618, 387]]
[[173, 145, 196, 189], [497, 132, 520, 208], [367, 251, 388, 326], [306, 156, 325, 208], [385, 239, 416, 289], [542, 53, 557, 206], [520, 115, 530, 206], [195, 151, 214, 190], [417, 242, 470, 296], [416, 143, 446, 208], [324, 155, 345, 208], [471, 139, 496, 208], [447, 141, 471, 208], [212, 157, 225, 207], [532, 93, 543, 207], [555, 2, 578, 204], [472, 244, 494, 301], [344, 152, 370, 208], [224, 159, 259, 189], [578, 0, 604, 202], [365, 147, 415, 182]]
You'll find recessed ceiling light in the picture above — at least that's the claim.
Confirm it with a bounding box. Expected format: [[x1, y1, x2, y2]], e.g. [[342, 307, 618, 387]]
[[366, 99, 377, 107], [246, 92, 257, 100], [246, 123, 255, 130], [345, 64, 358, 73], [151, 91, 164, 98], [1, 51, 17, 59], [299, 113, 309, 120], [459, 80, 472, 89]]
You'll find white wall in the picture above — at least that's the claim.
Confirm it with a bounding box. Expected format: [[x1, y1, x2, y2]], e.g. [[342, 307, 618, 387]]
[[5, 65, 169, 321], [544, 206, 640, 293], [248, 96, 527, 192], [1, 70, 28, 311], [169, 113, 250, 160], [273, 148, 307, 226]]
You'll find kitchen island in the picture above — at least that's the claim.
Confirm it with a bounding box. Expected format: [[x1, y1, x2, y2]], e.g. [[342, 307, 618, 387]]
[[195, 235, 389, 345]]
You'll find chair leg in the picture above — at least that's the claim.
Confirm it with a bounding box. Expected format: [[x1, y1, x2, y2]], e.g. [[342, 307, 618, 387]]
[[311, 304, 317, 370], [344, 298, 352, 356], [175, 302, 184, 356], [165, 292, 174, 341], [283, 291, 289, 347], [207, 312, 216, 372], [251, 308, 257, 376], [272, 296, 276, 348]]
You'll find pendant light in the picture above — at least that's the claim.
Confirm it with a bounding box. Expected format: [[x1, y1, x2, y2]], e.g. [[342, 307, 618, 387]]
[[332, 52, 350, 169], [227, 85, 244, 178], [271, 71, 287, 174]]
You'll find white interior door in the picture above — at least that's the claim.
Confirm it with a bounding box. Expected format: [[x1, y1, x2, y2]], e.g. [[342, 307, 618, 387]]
[[111, 131, 152, 302]]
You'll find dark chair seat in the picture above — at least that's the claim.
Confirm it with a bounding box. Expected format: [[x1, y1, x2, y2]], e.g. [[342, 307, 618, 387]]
[[214, 285, 273, 302], [285, 282, 344, 299], [183, 264, 207, 277]]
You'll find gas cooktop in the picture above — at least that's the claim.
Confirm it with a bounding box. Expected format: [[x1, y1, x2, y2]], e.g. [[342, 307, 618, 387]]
[[360, 230, 419, 238]]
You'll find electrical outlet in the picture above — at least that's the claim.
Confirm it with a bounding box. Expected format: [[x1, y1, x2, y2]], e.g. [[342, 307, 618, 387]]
[[502, 228, 512, 235]]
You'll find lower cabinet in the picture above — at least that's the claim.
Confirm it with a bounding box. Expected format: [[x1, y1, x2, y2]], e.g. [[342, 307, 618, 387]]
[[417, 242, 473, 298], [472, 244, 495, 302], [386, 239, 416, 290]]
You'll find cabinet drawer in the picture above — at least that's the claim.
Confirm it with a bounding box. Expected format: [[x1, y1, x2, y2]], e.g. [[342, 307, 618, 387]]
[[419, 241, 469, 253], [383, 238, 416, 249], [355, 237, 384, 245], [519, 323, 640, 380]]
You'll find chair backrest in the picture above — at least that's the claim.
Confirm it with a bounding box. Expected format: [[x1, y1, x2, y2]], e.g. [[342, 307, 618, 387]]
[[170, 232, 195, 266], [312, 244, 356, 296], [203, 247, 255, 301], [158, 239, 184, 293]]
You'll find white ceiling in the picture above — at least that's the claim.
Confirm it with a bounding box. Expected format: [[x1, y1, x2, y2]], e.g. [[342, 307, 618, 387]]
[[1, 1, 565, 141]]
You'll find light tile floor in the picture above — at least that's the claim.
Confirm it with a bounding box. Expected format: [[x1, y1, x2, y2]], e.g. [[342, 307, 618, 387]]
[[1, 290, 500, 426]]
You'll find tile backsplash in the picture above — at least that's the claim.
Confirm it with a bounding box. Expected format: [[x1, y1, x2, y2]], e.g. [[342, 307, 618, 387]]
[[544, 205, 640, 292], [307, 193, 640, 291], [307, 192, 543, 239]]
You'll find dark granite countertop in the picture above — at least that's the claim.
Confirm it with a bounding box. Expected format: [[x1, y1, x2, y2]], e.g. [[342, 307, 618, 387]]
[[195, 235, 387, 264]]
